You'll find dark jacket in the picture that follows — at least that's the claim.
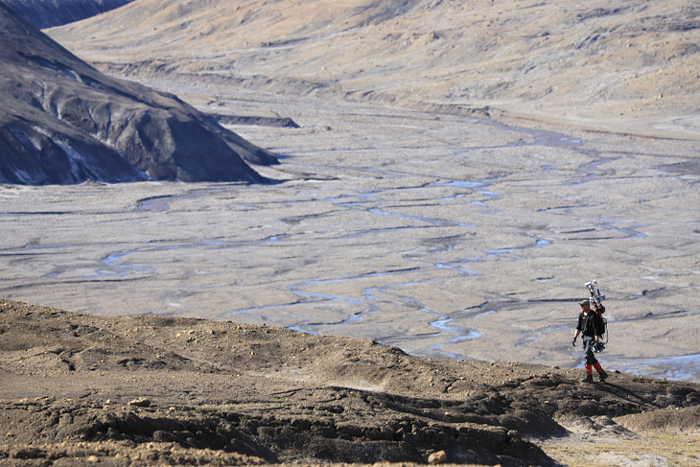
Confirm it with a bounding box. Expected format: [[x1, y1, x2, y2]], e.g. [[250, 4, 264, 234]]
[[576, 311, 603, 338]]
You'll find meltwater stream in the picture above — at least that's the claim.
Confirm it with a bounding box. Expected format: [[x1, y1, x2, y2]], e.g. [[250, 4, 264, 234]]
[[115, 125, 695, 380], [3, 108, 697, 382], [225, 177, 505, 348]]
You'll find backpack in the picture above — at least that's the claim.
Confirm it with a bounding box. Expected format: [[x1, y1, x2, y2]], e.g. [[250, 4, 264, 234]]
[[593, 304, 607, 342], [582, 305, 606, 339]]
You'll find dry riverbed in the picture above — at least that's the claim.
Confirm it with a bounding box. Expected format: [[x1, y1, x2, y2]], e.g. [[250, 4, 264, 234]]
[[1, 91, 700, 383]]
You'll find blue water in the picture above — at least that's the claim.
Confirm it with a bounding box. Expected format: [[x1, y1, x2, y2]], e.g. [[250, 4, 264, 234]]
[[600, 354, 700, 382]]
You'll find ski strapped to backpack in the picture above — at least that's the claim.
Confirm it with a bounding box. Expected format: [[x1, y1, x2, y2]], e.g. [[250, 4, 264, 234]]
[[585, 280, 608, 352]]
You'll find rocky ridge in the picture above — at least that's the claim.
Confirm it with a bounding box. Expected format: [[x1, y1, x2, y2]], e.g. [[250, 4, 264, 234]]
[[3, 0, 135, 29], [0, 4, 277, 185]]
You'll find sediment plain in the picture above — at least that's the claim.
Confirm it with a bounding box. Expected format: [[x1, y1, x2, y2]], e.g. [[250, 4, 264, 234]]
[[1, 88, 699, 382], [27, 0, 700, 382]]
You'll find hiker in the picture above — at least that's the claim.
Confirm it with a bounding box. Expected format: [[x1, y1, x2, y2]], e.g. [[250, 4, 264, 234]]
[[572, 299, 608, 383]]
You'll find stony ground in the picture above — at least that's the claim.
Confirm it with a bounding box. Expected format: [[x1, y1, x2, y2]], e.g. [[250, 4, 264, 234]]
[[2, 298, 700, 466]]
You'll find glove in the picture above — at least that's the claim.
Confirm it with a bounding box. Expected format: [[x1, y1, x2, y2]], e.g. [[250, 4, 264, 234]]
[[572, 338, 577, 347]]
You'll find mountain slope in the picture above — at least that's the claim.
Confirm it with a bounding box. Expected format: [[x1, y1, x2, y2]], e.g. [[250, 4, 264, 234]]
[[46, 0, 700, 138], [0, 3, 277, 185], [2, 0, 135, 29]]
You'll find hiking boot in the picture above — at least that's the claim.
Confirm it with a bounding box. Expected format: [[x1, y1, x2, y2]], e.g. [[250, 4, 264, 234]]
[[599, 370, 608, 383], [580, 374, 593, 383]]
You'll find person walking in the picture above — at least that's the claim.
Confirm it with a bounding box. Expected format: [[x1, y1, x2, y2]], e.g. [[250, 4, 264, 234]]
[[572, 299, 608, 383]]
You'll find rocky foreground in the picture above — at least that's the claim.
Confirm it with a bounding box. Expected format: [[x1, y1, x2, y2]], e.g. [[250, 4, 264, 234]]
[[1, 298, 700, 466]]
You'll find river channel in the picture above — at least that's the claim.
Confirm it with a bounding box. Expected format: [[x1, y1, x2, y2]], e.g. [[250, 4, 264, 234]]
[[1, 93, 699, 381]]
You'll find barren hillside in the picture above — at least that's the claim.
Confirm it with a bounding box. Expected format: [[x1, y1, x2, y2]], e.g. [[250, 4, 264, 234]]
[[0, 3, 277, 184], [46, 0, 700, 139]]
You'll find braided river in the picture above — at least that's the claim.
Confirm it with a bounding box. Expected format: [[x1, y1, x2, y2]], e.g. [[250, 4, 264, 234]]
[[2, 91, 699, 381]]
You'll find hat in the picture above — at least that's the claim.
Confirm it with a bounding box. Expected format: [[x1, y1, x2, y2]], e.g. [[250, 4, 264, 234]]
[[579, 299, 590, 307]]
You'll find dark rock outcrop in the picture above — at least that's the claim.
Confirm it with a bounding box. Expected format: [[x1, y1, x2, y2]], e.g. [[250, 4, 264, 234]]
[[0, 4, 277, 185], [3, 0, 135, 29]]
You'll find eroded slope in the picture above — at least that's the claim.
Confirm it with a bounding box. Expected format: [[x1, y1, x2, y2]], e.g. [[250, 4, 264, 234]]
[[0, 4, 276, 185], [47, 0, 700, 138]]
